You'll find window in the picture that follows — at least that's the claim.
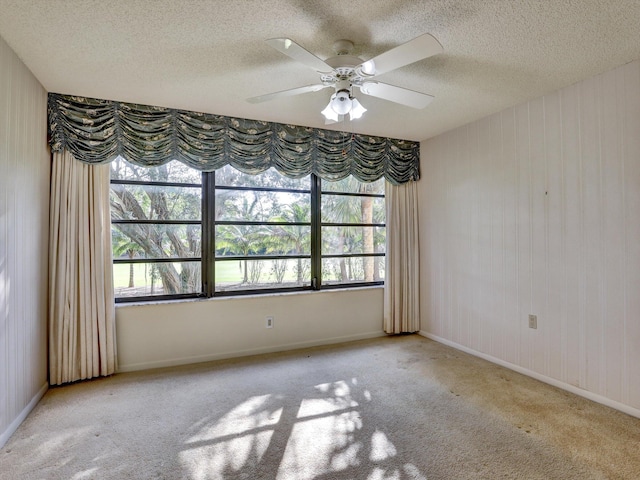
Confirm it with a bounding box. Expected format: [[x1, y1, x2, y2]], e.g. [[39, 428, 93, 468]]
[[321, 177, 386, 286], [213, 165, 312, 293], [110, 158, 202, 300], [110, 158, 385, 301]]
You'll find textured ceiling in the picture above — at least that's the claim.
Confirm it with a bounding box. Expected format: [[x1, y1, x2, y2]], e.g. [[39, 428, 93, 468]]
[[1, 0, 640, 141]]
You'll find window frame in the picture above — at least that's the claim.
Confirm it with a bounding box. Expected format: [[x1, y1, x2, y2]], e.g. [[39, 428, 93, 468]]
[[205, 171, 314, 296], [110, 175, 204, 302], [318, 182, 386, 290], [111, 165, 385, 303]]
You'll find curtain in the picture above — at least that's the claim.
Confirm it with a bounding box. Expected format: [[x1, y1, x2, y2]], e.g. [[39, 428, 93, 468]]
[[49, 150, 116, 385], [47, 93, 420, 184], [384, 180, 420, 334]]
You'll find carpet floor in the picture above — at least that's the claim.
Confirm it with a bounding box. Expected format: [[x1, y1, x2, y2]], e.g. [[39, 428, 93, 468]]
[[1, 335, 639, 479]]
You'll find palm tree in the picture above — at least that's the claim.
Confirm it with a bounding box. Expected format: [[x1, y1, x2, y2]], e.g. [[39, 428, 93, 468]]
[[323, 187, 360, 282], [372, 192, 386, 281], [216, 195, 268, 284], [216, 223, 269, 284], [268, 202, 311, 285], [111, 230, 144, 288], [359, 182, 375, 282], [322, 177, 383, 282]]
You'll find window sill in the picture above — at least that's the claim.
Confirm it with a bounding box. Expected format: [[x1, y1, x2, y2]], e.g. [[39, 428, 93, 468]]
[[114, 284, 384, 308]]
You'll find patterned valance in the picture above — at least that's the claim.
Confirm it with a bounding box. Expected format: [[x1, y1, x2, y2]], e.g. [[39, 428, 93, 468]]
[[47, 93, 419, 184]]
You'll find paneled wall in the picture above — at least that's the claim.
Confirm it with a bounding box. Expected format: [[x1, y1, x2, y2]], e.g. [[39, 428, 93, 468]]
[[419, 60, 640, 415], [0, 35, 50, 447]]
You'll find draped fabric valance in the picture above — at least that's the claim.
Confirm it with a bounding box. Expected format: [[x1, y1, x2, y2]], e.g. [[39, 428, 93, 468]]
[[48, 93, 420, 184]]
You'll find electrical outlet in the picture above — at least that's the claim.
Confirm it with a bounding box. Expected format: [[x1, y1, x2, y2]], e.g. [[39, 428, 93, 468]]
[[265, 316, 274, 329], [528, 314, 537, 329]]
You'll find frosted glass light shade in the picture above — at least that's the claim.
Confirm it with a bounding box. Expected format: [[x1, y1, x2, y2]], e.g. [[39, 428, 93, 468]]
[[321, 102, 339, 121], [349, 98, 367, 120], [321, 90, 366, 121], [330, 90, 352, 115]]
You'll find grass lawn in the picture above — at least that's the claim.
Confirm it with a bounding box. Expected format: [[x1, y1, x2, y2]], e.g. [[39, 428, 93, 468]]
[[113, 257, 380, 295], [113, 259, 312, 289]]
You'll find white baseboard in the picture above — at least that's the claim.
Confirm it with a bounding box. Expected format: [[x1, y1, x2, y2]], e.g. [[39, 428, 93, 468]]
[[117, 330, 387, 373], [0, 381, 48, 449], [419, 330, 640, 420]]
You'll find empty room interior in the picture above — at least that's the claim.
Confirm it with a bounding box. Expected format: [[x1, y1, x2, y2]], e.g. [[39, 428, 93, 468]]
[[1, 1, 640, 478]]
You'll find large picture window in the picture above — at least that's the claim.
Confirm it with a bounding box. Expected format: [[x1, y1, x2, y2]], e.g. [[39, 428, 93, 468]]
[[110, 158, 384, 301]]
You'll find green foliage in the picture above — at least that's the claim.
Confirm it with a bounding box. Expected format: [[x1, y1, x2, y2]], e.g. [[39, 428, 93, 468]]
[[110, 159, 202, 296], [110, 159, 385, 296]]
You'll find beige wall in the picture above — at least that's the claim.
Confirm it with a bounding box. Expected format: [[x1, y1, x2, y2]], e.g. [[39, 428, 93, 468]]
[[0, 35, 50, 447], [116, 287, 385, 372], [419, 59, 640, 417]]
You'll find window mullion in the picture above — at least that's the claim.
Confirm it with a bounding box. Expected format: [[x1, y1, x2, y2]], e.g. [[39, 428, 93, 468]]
[[311, 174, 322, 290], [202, 171, 216, 298]]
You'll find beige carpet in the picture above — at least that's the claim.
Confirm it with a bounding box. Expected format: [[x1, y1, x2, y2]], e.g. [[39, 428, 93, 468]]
[[2, 335, 639, 479]]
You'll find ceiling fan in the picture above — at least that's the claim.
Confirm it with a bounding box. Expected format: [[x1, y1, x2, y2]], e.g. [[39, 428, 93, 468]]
[[247, 33, 443, 122]]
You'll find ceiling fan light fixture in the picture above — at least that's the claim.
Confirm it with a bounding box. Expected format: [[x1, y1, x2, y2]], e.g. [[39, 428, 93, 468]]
[[349, 98, 367, 120], [322, 90, 366, 121], [321, 101, 340, 122], [330, 90, 352, 115]]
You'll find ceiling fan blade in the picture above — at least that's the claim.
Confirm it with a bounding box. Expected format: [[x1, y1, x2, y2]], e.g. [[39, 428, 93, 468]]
[[265, 38, 334, 73], [363, 33, 443, 76], [359, 82, 434, 109], [247, 84, 330, 104]]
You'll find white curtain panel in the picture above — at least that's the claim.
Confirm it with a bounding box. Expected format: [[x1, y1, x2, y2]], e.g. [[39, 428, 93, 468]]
[[384, 181, 420, 334], [49, 150, 116, 385]]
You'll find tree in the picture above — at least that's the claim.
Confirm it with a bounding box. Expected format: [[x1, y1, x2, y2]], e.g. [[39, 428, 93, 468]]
[[112, 229, 144, 288], [215, 196, 269, 284], [216, 166, 310, 283], [268, 202, 311, 285], [371, 191, 386, 281], [322, 185, 361, 282], [110, 159, 384, 295], [270, 259, 288, 284], [322, 177, 384, 282], [359, 182, 375, 282], [110, 158, 202, 295]]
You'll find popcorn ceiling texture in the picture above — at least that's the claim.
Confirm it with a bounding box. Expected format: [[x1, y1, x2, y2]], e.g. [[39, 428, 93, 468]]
[[0, 0, 639, 141]]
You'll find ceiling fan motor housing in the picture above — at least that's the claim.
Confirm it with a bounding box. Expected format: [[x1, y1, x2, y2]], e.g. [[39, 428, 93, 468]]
[[332, 39, 354, 55]]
